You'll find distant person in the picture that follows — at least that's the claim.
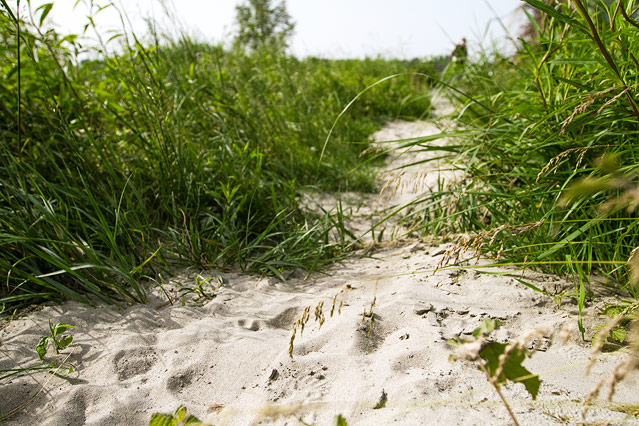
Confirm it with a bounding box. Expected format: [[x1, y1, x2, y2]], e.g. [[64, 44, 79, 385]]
[[451, 37, 468, 65]]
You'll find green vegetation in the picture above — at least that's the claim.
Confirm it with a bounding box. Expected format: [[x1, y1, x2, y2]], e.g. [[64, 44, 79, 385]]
[[35, 318, 76, 362], [0, 1, 432, 315], [150, 405, 208, 426], [450, 319, 543, 426], [234, 0, 295, 50], [403, 0, 639, 304]]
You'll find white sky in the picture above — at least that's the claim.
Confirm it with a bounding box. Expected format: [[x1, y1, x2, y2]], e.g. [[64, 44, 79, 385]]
[[20, 0, 526, 59]]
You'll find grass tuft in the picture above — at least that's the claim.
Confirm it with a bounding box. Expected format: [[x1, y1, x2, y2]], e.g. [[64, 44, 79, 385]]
[[396, 0, 639, 304], [0, 2, 435, 313]]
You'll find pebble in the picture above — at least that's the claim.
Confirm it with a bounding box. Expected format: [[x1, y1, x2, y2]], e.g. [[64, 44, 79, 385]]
[[268, 369, 279, 381]]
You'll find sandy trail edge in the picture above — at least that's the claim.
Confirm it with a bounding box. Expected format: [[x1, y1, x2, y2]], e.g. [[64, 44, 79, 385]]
[[1, 97, 638, 426]]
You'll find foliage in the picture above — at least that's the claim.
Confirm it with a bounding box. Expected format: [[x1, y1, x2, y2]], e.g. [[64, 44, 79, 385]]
[[35, 317, 77, 361], [234, 0, 294, 50], [149, 406, 209, 426], [0, 1, 433, 313], [450, 320, 541, 400], [148, 405, 351, 426], [478, 341, 541, 399], [1, 317, 76, 385], [402, 0, 639, 300], [596, 300, 639, 343], [450, 319, 544, 426], [334, 415, 349, 425]]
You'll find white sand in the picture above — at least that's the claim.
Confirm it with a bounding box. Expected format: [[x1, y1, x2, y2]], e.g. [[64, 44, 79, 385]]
[[1, 95, 637, 426]]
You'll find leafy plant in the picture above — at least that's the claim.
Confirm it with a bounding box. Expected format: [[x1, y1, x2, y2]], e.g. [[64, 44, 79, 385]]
[[35, 318, 77, 364], [149, 405, 210, 426], [450, 320, 544, 426], [596, 300, 639, 344], [173, 274, 225, 306]]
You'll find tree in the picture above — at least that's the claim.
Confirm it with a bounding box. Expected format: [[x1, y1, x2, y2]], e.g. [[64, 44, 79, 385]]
[[234, 0, 295, 50]]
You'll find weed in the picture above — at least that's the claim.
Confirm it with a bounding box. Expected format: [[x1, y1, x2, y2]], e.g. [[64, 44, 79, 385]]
[[35, 317, 77, 373], [335, 414, 349, 425], [0, 364, 50, 382], [384, 0, 639, 321], [595, 300, 639, 344], [362, 295, 377, 336], [174, 274, 225, 306], [0, 1, 434, 313], [449, 319, 548, 426], [149, 405, 209, 426]]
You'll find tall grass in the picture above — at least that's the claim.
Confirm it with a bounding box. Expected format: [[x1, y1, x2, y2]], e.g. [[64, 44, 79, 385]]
[[402, 0, 639, 298], [0, 2, 433, 314]]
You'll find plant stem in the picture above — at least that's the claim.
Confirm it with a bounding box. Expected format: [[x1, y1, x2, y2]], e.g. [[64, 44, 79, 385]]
[[479, 361, 521, 426]]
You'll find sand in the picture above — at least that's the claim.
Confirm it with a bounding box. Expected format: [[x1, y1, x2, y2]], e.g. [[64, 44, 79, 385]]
[[1, 94, 637, 426]]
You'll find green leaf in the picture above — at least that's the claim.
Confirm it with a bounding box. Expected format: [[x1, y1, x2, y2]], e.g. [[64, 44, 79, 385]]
[[472, 319, 498, 338], [479, 342, 541, 399], [36, 3, 54, 27], [149, 413, 176, 426], [173, 406, 187, 423], [373, 391, 387, 409], [522, 0, 580, 26], [335, 415, 349, 426], [604, 306, 622, 319], [52, 322, 77, 337], [36, 337, 49, 361], [107, 33, 123, 44], [56, 335, 73, 351], [512, 277, 548, 295], [610, 327, 627, 343], [149, 407, 207, 426], [61, 34, 79, 45]]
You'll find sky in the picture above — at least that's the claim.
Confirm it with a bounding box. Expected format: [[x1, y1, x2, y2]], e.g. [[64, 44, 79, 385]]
[[20, 0, 526, 59]]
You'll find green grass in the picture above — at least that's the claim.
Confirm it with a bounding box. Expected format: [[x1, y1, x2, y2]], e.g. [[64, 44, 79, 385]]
[[395, 0, 639, 301], [0, 2, 434, 314]]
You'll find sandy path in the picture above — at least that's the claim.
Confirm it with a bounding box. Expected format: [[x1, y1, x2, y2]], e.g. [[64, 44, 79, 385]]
[[1, 96, 638, 426]]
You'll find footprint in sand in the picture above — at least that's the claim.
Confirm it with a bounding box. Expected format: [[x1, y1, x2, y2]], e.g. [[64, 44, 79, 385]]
[[237, 319, 261, 331], [166, 366, 202, 395], [45, 388, 87, 426], [113, 347, 158, 381], [354, 315, 387, 354], [267, 361, 330, 404], [391, 351, 430, 373], [236, 306, 300, 332], [296, 364, 330, 403], [266, 306, 299, 329]]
